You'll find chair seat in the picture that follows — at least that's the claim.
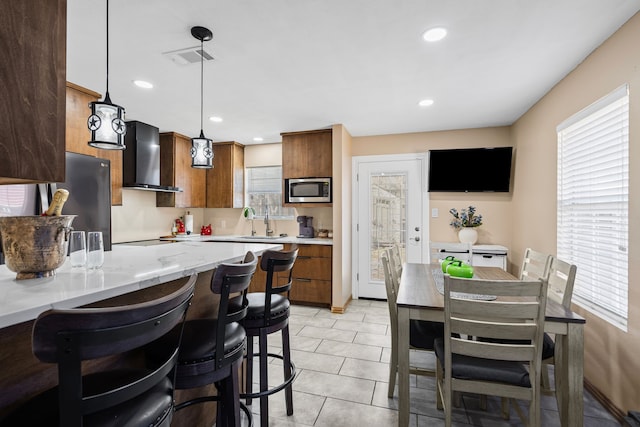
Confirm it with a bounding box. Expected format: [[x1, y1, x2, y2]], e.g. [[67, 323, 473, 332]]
[[434, 337, 531, 387], [1, 369, 173, 427], [477, 333, 555, 360], [410, 320, 444, 350], [244, 293, 290, 328]]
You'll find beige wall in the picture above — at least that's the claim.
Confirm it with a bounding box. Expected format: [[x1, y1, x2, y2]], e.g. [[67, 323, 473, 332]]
[[352, 127, 515, 265], [511, 12, 640, 413]]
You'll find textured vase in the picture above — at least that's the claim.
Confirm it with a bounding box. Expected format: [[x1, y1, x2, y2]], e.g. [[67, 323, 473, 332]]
[[458, 227, 478, 245]]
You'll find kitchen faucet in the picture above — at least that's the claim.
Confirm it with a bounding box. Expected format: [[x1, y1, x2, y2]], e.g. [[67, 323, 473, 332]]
[[264, 203, 274, 236]]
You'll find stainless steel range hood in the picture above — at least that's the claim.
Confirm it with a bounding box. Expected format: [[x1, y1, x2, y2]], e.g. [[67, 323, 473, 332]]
[[122, 121, 182, 193]]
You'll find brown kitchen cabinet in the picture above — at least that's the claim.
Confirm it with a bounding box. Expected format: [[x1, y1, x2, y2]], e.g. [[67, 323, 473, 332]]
[[65, 82, 123, 205], [0, 0, 66, 184], [206, 141, 244, 208], [156, 132, 206, 208], [248, 244, 332, 307], [281, 129, 332, 179]]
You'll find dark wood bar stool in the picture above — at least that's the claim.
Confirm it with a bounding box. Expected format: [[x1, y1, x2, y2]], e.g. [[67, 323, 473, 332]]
[[146, 251, 257, 427], [242, 247, 298, 426], [0, 274, 197, 427]]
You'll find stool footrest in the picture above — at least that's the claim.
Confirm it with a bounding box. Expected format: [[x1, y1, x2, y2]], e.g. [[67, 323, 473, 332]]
[[240, 352, 296, 400]]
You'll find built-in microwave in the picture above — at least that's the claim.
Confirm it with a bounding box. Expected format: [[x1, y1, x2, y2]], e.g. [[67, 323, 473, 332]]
[[286, 178, 331, 203]]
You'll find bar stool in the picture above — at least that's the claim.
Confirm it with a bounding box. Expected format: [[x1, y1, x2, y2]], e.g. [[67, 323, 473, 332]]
[[145, 251, 257, 427], [0, 274, 197, 427], [242, 247, 298, 426]]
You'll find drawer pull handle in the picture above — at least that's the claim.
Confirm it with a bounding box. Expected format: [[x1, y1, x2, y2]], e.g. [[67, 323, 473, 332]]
[[297, 256, 311, 259], [296, 278, 312, 282]]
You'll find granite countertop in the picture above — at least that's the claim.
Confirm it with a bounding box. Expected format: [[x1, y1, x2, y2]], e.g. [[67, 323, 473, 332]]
[[0, 241, 282, 329], [160, 234, 334, 245]]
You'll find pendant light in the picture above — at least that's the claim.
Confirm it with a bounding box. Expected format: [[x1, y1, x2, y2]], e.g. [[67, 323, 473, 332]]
[[87, 0, 126, 150], [190, 26, 214, 169]]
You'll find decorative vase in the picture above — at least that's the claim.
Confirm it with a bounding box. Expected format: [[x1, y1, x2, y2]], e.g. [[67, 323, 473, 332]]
[[458, 227, 478, 245]]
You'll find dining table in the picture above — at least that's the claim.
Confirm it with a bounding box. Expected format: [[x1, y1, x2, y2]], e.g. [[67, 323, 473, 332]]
[[396, 263, 586, 427]]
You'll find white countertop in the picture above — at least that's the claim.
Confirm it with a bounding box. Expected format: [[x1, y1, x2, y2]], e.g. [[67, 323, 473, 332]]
[[161, 234, 333, 246], [0, 241, 282, 329]]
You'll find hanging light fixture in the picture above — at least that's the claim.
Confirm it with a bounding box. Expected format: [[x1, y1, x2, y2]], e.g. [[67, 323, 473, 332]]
[[87, 0, 126, 150], [190, 26, 214, 168]]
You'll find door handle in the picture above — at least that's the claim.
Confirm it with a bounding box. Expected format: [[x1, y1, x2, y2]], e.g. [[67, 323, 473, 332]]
[[410, 236, 421, 242]]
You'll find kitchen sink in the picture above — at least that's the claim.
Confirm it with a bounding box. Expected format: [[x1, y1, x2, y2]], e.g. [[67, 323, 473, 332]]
[[242, 235, 282, 239]]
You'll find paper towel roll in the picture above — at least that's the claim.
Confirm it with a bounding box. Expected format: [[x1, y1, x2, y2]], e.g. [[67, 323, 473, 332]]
[[184, 213, 194, 234]]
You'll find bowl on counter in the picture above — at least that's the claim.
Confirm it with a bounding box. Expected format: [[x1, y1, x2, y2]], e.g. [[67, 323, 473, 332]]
[[0, 215, 75, 280]]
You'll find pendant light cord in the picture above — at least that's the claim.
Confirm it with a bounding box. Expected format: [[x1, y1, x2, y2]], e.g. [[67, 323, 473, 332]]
[[106, 0, 110, 96], [200, 37, 204, 134]]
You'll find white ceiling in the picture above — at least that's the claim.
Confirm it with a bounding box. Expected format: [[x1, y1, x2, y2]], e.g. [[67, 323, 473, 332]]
[[67, 0, 640, 145]]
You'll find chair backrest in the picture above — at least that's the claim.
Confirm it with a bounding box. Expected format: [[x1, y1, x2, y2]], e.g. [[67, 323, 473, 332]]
[[259, 246, 299, 322], [211, 251, 258, 368], [31, 274, 197, 426], [443, 274, 548, 396], [429, 241, 472, 263], [520, 248, 552, 281], [386, 245, 403, 288], [547, 256, 577, 308], [380, 250, 398, 332]]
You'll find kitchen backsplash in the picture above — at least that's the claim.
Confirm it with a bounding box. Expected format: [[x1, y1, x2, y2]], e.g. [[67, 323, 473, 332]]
[[111, 190, 333, 242]]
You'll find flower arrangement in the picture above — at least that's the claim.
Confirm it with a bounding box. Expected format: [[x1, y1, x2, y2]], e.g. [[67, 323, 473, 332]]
[[449, 205, 483, 229]]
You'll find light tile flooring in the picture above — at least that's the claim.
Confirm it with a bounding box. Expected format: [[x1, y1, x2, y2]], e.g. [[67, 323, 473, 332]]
[[243, 299, 621, 427]]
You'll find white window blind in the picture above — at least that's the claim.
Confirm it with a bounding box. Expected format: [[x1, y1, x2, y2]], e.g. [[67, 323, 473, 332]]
[[245, 166, 294, 219], [556, 84, 629, 331]]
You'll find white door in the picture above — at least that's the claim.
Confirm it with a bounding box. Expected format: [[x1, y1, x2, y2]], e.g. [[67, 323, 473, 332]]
[[352, 154, 428, 299]]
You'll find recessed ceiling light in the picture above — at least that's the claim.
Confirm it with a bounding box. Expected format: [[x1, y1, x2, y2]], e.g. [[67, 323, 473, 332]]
[[209, 116, 223, 122], [133, 80, 153, 89], [253, 137, 264, 142], [418, 99, 434, 107], [422, 27, 447, 42]]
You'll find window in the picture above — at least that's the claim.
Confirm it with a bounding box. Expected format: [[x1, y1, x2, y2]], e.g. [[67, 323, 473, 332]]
[[245, 166, 294, 219], [557, 84, 629, 331]]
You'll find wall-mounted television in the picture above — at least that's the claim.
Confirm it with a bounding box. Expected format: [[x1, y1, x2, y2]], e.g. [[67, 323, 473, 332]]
[[428, 147, 513, 192]]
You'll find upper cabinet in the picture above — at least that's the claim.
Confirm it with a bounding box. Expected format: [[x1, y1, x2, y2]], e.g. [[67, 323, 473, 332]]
[[157, 132, 206, 208], [0, 0, 66, 184], [281, 129, 332, 179], [206, 142, 244, 208], [66, 83, 123, 206]]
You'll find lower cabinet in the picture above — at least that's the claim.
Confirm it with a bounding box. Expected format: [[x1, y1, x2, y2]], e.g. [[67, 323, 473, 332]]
[[248, 244, 332, 307]]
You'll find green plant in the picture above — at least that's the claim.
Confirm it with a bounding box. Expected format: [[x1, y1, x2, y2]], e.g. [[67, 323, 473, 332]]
[[242, 206, 255, 218], [449, 205, 483, 229]]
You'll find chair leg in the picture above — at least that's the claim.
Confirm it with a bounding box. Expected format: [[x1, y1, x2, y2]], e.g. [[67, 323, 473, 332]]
[[436, 359, 443, 410], [282, 325, 294, 416], [259, 328, 269, 426], [227, 360, 242, 427], [245, 336, 254, 406], [388, 332, 398, 398], [541, 362, 552, 393]]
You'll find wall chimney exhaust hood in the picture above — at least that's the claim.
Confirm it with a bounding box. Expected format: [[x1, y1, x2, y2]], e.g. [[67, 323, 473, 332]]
[[122, 121, 182, 193]]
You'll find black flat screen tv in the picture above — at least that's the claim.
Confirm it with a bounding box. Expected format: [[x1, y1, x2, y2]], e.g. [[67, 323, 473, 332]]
[[428, 147, 513, 192]]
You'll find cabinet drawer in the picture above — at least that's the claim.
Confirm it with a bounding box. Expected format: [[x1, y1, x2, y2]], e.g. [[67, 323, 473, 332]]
[[472, 253, 507, 270], [293, 256, 331, 281], [297, 244, 331, 258], [288, 278, 331, 305]]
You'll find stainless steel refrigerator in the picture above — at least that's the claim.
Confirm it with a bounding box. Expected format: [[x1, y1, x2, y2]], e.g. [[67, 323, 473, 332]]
[[0, 152, 112, 264]]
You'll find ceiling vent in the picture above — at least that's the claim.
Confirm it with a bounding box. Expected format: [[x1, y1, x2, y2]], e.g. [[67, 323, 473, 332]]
[[163, 46, 214, 66]]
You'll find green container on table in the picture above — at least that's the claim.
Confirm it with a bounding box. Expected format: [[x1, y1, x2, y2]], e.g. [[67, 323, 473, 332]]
[[441, 256, 458, 273], [445, 260, 474, 278]]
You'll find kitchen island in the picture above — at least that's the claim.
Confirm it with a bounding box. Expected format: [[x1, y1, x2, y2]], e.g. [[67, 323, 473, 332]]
[[0, 241, 282, 425]]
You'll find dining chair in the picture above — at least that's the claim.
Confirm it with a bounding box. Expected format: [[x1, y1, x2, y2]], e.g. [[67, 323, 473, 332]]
[[0, 274, 197, 427], [520, 248, 552, 281], [381, 249, 444, 398], [387, 244, 404, 284], [241, 246, 299, 426], [435, 274, 548, 427], [541, 256, 577, 393], [429, 241, 472, 264], [145, 251, 257, 427]]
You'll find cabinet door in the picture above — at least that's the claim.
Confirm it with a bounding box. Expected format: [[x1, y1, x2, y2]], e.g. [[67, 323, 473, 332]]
[[66, 83, 123, 205], [157, 132, 206, 208], [0, 0, 66, 184], [206, 142, 244, 208], [281, 129, 332, 179]]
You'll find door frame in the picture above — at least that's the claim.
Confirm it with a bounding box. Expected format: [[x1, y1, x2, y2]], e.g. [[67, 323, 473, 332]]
[[351, 153, 429, 300]]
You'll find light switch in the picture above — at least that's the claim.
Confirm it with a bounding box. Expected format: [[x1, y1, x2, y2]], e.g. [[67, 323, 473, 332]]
[[432, 208, 439, 218]]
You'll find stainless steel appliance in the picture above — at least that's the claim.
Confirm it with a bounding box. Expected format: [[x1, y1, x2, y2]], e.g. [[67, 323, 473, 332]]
[[297, 216, 314, 238], [286, 177, 331, 203]]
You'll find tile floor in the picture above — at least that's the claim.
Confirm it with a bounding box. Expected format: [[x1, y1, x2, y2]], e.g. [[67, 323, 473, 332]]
[[243, 299, 621, 427]]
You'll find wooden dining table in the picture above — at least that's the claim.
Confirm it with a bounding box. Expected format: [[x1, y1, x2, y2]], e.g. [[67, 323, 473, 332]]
[[396, 263, 586, 427]]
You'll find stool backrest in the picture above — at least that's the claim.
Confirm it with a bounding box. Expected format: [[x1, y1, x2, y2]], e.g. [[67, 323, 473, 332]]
[[259, 246, 299, 324], [31, 274, 197, 426]]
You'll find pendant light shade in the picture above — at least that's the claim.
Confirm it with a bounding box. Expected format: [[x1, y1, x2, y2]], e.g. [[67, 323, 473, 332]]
[[191, 26, 214, 169], [88, 0, 126, 150]]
